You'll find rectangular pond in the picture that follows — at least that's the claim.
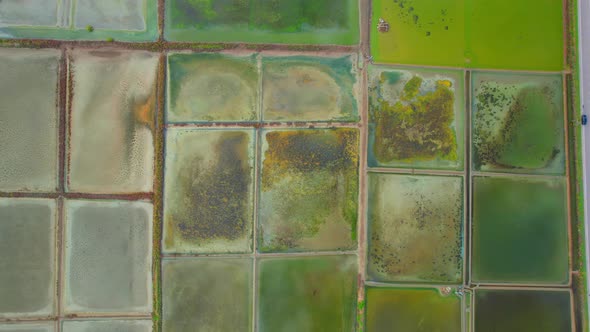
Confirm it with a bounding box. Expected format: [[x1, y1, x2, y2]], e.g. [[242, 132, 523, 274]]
[[368, 66, 464, 170]]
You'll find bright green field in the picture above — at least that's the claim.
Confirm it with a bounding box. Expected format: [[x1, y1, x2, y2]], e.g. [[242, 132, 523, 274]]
[[371, 0, 564, 70], [466, 0, 564, 70], [371, 0, 466, 67]]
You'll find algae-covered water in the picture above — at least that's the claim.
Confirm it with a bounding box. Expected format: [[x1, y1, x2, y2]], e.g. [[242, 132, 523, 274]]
[[472, 72, 565, 175], [367, 174, 464, 283], [165, 0, 359, 45], [257, 255, 357, 331], [474, 289, 572, 332], [164, 129, 255, 254], [368, 66, 464, 170], [472, 176, 569, 285], [365, 287, 462, 332]]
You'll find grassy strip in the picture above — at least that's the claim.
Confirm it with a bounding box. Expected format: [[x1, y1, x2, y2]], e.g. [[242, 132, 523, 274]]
[[152, 54, 166, 332], [0, 38, 357, 53], [566, 0, 589, 330]]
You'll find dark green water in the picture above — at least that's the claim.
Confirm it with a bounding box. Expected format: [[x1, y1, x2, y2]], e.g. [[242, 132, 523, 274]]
[[472, 176, 569, 284], [475, 289, 572, 332]]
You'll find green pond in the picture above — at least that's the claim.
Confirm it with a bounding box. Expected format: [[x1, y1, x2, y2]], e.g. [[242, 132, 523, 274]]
[[167, 53, 260, 123], [365, 287, 462, 332], [471, 176, 569, 285], [0, 48, 60, 192], [165, 0, 359, 45], [257, 255, 357, 332], [474, 289, 572, 332], [162, 258, 253, 332], [472, 72, 565, 175]]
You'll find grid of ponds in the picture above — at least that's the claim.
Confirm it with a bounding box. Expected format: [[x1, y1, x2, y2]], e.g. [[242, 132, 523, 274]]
[[0, 0, 579, 331]]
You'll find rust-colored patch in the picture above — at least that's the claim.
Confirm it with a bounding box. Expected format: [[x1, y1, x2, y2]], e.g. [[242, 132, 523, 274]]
[[134, 90, 156, 132]]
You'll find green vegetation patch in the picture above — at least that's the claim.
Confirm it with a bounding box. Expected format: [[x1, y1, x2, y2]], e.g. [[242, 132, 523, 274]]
[[258, 129, 359, 252], [165, 0, 359, 45], [371, 0, 563, 70], [163, 129, 255, 254], [167, 53, 259, 123], [0, 199, 56, 318], [467, 0, 564, 70], [262, 55, 359, 122], [367, 174, 463, 283], [257, 255, 357, 331], [474, 289, 572, 332], [472, 177, 569, 285], [368, 66, 464, 170], [472, 72, 565, 175], [163, 258, 252, 332], [365, 287, 462, 332], [371, 0, 466, 67]]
